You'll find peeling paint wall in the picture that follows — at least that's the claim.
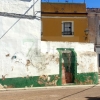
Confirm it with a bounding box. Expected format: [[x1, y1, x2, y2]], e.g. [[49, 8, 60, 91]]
[[41, 41, 98, 74], [0, 1, 98, 87], [77, 51, 97, 73]]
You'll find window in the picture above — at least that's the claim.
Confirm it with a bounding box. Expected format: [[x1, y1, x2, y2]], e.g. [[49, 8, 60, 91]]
[[62, 21, 74, 36]]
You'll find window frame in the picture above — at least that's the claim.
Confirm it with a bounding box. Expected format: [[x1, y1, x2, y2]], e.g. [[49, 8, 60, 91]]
[[41, 21, 43, 36], [62, 21, 74, 36]]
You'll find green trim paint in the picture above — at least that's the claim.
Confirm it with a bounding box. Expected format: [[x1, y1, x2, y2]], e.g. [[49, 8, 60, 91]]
[[0, 75, 60, 88], [0, 73, 98, 88], [75, 72, 98, 85]]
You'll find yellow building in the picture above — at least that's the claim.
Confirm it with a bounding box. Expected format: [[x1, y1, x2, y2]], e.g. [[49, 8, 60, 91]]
[[41, 3, 88, 42]]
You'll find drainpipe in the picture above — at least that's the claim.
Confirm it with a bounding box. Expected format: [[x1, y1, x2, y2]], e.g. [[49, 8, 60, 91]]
[[95, 13, 98, 51]]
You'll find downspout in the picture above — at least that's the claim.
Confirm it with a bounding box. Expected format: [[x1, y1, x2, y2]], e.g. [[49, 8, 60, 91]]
[[95, 13, 97, 49]]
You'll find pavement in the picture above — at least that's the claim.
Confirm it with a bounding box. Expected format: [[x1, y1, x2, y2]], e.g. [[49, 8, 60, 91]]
[[0, 84, 100, 100], [0, 83, 100, 91]]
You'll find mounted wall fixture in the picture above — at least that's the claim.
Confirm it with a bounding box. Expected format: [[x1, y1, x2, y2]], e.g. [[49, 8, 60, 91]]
[[84, 28, 89, 40]]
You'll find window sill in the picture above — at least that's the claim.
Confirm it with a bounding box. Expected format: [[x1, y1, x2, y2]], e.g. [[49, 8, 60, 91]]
[[62, 35, 74, 37]]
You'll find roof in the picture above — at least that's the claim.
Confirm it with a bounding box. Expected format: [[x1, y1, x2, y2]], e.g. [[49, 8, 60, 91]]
[[87, 8, 100, 13], [42, 3, 86, 13]]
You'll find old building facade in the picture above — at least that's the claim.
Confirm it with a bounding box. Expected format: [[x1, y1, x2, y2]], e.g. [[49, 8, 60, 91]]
[[0, 2, 98, 88], [87, 8, 100, 71], [41, 3, 88, 42], [41, 3, 98, 85]]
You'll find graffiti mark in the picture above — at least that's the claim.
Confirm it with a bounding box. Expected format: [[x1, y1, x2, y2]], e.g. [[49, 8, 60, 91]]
[[11, 55, 17, 59], [11, 52, 26, 65], [80, 51, 96, 57], [9, 41, 59, 75]]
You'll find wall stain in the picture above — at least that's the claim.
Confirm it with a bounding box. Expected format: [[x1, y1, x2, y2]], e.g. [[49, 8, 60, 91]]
[[75, 72, 98, 85], [6, 54, 10, 57], [38, 75, 59, 86], [26, 60, 31, 71], [88, 63, 94, 72], [2, 74, 8, 80], [80, 51, 96, 57]]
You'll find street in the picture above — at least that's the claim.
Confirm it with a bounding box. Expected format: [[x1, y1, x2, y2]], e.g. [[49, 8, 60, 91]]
[[0, 85, 100, 100]]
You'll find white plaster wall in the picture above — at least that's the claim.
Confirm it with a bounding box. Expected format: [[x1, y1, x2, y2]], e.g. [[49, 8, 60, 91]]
[[0, 16, 41, 78], [41, 41, 94, 52], [0, 0, 41, 78], [0, 0, 40, 16], [0, 0, 97, 79], [41, 41, 98, 74], [77, 51, 98, 73]]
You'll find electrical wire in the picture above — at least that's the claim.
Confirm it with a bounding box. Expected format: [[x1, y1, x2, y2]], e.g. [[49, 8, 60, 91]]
[[0, 0, 40, 39]]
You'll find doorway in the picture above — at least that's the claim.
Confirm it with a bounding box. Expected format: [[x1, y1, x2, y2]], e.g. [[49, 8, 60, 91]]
[[57, 48, 77, 85]]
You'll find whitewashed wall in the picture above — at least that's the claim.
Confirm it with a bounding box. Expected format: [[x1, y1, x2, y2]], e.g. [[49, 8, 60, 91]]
[[0, 0, 98, 79], [0, 0, 41, 78], [41, 41, 98, 74], [0, 0, 40, 16]]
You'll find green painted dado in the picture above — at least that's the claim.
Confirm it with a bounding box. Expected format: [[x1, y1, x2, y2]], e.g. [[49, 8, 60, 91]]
[[75, 72, 98, 85], [0, 75, 60, 88]]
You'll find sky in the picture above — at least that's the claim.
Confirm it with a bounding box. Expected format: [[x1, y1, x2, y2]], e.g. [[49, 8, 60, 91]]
[[42, 0, 100, 8]]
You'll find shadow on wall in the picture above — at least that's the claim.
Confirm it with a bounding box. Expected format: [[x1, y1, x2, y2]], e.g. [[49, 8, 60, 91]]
[[20, 0, 32, 2], [86, 97, 100, 100]]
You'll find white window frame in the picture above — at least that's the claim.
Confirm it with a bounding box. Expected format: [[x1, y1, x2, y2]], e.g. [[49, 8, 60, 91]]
[[41, 21, 43, 36], [62, 21, 74, 36]]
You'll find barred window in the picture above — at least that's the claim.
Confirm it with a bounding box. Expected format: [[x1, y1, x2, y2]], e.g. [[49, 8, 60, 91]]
[[62, 22, 74, 35]]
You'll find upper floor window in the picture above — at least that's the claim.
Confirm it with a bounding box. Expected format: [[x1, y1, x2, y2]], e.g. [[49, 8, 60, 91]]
[[62, 21, 74, 36]]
